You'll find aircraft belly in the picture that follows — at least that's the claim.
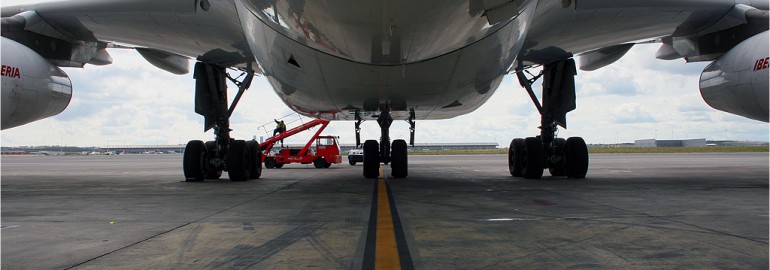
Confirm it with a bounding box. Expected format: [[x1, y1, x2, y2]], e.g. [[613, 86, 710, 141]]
[[236, 0, 539, 121], [237, 0, 515, 65]]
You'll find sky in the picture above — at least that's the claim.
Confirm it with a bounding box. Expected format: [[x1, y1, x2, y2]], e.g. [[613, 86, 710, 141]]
[[1, 2, 768, 147]]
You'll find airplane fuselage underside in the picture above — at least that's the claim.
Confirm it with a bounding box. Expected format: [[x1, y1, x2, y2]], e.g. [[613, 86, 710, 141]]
[[236, 0, 539, 120], [233, 0, 744, 121]]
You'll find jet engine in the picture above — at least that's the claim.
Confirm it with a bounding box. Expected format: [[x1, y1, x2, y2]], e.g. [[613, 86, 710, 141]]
[[1, 37, 73, 129], [699, 31, 769, 122]]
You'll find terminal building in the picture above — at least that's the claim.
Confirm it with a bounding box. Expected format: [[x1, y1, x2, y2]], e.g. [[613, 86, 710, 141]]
[[634, 139, 707, 147]]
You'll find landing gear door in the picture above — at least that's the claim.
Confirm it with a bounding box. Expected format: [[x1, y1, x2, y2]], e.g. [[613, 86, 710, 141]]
[[542, 59, 577, 128]]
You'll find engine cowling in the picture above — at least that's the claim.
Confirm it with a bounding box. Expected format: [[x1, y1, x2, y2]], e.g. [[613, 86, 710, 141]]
[[699, 31, 769, 122], [1, 37, 73, 129]]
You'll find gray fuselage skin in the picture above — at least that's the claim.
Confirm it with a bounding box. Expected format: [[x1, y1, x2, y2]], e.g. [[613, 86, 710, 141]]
[[234, 0, 739, 120]]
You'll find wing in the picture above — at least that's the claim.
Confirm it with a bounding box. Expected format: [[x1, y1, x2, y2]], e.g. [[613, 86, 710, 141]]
[[1, 0, 253, 71], [516, 0, 768, 122], [520, 0, 769, 68]]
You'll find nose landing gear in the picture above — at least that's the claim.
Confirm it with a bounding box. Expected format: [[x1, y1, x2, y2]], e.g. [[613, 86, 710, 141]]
[[359, 106, 412, 179]]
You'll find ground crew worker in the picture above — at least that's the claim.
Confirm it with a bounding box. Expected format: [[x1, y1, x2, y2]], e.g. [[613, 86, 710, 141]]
[[273, 119, 287, 147]]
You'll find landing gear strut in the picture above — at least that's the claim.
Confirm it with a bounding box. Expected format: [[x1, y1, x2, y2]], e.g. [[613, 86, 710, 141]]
[[183, 62, 262, 182], [510, 59, 588, 179], [360, 105, 410, 179], [407, 109, 416, 146], [355, 109, 363, 147]]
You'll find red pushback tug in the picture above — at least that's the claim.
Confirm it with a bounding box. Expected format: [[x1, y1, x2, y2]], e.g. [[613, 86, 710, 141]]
[[260, 119, 342, 169]]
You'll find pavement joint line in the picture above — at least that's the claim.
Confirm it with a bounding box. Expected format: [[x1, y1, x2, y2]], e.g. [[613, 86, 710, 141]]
[[64, 180, 299, 269], [532, 186, 770, 245]]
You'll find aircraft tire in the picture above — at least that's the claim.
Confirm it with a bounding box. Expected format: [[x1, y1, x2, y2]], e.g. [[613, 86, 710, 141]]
[[548, 138, 567, 177], [227, 140, 249, 182], [204, 141, 222, 180], [522, 137, 545, 179], [363, 140, 380, 179], [247, 141, 262, 179], [508, 138, 524, 177], [391, 139, 408, 178], [565, 137, 589, 178], [183, 140, 206, 182]]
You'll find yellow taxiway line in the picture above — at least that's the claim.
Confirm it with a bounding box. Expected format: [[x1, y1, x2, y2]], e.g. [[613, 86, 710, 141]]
[[375, 165, 400, 269]]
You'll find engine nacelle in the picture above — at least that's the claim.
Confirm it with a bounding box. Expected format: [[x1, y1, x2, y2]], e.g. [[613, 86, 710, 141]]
[[1, 37, 73, 129], [699, 31, 769, 122]]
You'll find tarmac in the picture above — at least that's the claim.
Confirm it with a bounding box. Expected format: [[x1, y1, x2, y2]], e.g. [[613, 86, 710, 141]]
[[1, 153, 768, 269]]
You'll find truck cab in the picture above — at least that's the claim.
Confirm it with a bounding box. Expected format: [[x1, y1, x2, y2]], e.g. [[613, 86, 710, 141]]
[[314, 136, 342, 167]]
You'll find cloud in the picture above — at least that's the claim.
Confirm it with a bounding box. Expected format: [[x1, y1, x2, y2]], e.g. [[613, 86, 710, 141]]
[[577, 72, 639, 97], [609, 104, 657, 124]]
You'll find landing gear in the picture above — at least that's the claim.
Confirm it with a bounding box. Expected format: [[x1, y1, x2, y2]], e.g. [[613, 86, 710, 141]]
[[407, 109, 416, 146], [508, 138, 524, 177], [511, 59, 589, 179], [204, 141, 223, 179], [391, 139, 408, 178], [363, 140, 380, 178], [564, 137, 588, 178], [246, 140, 262, 179], [522, 137, 545, 179], [183, 140, 206, 182], [547, 138, 567, 177], [358, 105, 412, 179], [377, 106, 393, 166], [183, 62, 262, 182], [226, 140, 249, 181]]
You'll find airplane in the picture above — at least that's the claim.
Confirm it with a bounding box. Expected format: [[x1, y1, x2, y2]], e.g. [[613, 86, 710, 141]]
[[1, 0, 768, 182]]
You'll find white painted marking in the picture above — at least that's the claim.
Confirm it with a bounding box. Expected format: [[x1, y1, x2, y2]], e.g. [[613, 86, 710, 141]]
[[483, 217, 538, 222]]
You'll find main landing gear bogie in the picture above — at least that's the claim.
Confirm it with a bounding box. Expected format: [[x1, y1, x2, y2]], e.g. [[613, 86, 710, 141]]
[[508, 136, 588, 179], [183, 139, 263, 182], [183, 61, 262, 182], [511, 58, 589, 179]]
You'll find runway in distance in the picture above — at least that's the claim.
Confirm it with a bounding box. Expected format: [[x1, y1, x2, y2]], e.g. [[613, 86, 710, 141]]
[[1, 0, 768, 180]]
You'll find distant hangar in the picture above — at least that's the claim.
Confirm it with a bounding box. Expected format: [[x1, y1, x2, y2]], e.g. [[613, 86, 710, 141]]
[[634, 139, 707, 148]]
